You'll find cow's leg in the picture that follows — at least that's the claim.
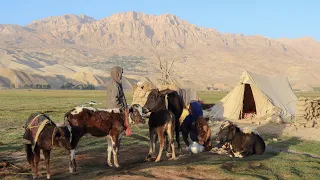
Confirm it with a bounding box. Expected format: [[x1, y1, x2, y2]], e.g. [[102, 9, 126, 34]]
[[167, 124, 176, 160], [111, 135, 120, 168], [116, 135, 122, 155], [33, 145, 41, 179], [155, 128, 165, 162], [146, 128, 155, 161], [106, 135, 113, 167], [43, 150, 51, 179], [69, 135, 80, 173], [175, 121, 183, 154]]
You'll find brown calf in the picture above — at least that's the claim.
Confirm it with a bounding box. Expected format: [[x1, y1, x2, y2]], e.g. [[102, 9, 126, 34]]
[[64, 105, 145, 172], [195, 117, 212, 151], [145, 109, 176, 162]]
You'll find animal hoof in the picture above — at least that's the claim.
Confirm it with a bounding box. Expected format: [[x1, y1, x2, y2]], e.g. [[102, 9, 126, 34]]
[[155, 158, 161, 162], [33, 175, 38, 179], [114, 164, 120, 168], [69, 167, 75, 173], [166, 153, 172, 158], [47, 174, 51, 179], [169, 157, 176, 161], [107, 162, 113, 167]]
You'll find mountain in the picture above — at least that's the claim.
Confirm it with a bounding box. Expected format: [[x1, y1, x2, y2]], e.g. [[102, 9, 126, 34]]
[[0, 11, 319, 91]]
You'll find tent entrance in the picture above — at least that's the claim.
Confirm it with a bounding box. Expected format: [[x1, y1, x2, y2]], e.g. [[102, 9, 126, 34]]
[[241, 84, 257, 119]]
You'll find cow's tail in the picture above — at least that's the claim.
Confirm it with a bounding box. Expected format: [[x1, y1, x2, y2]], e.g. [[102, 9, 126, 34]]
[[24, 144, 34, 165]]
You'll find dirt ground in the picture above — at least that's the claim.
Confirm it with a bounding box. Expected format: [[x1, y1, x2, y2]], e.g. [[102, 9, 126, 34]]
[[1, 121, 320, 180]]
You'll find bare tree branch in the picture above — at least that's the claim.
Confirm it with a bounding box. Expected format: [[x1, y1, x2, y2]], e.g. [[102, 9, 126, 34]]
[[168, 57, 178, 74]]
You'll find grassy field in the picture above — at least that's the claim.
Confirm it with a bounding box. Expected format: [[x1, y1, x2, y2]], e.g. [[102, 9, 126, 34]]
[[0, 90, 320, 180]]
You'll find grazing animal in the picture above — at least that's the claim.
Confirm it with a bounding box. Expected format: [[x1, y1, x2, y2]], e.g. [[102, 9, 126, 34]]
[[64, 104, 145, 172], [145, 109, 176, 162], [144, 88, 185, 154], [23, 113, 71, 179], [216, 120, 265, 158]]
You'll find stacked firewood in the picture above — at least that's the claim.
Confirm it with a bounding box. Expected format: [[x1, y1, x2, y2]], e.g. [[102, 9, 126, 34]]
[[295, 97, 320, 128]]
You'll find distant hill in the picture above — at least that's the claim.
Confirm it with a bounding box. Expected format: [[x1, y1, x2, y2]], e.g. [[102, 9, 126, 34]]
[[1, 11, 320, 91]]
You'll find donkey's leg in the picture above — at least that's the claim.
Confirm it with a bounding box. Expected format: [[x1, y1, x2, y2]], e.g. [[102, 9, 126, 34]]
[[111, 135, 120, 168], [33, 145, 41, 179], [43, 150, 51, 179], [155, 128, 165, 162], [106, 135, 113, 167], [167, 123, 176, 160], [146, 128, 155, 161], [69, 136, 80, 173]]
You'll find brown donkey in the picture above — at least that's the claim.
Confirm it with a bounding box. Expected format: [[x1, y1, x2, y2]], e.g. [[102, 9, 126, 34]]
[[23, 112, 71, 179]]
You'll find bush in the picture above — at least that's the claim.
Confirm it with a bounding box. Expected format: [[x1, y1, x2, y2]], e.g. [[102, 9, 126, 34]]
[[61, 82, 95, 90]]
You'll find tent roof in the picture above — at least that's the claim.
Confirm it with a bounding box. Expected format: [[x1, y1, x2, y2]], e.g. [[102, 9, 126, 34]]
[[240, 71, 297, 116]]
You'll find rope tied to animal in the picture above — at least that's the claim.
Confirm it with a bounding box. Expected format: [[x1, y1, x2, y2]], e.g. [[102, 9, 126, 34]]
[[124, 109, 131, 136], [51, 127, 58, 147], [26, 114, 43, 129]]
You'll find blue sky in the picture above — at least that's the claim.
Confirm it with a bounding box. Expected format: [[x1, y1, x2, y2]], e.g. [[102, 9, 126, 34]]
[[1, 0, 319, 41]]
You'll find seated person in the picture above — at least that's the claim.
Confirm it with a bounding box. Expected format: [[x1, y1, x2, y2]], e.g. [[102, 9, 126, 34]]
[[181, 101, 203, 147]]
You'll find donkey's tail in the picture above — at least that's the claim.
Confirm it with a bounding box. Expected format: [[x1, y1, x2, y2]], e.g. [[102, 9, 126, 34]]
[[24, 144, 33, 165]]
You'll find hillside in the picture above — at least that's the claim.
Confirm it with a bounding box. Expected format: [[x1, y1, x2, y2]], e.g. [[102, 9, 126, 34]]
[[0, 11, 320, 90]]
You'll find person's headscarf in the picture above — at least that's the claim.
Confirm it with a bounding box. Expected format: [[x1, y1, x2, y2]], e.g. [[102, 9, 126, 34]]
[[110, 66, 123, 83], [189, 101, 203, 120]]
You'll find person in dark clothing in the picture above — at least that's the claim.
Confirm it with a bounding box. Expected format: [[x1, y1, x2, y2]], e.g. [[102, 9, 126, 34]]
[[181, 101, 204, 147]]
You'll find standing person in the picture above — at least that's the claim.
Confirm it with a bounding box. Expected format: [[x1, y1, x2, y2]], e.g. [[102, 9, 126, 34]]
[[106, 66, 131, 136]]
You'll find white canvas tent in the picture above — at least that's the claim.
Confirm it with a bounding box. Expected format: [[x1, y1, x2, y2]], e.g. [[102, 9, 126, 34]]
[[211, 71, 297, 121]]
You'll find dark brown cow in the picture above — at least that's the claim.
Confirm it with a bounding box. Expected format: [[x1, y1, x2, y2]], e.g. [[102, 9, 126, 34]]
[[23, 112, 71, 179], [216, 120, 265, 158], [64, 105, 145, 172], [144, 88, 185, 154]]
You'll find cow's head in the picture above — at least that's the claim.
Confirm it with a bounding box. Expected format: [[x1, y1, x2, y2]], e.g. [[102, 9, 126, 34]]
[[144, 89, 172, 112], [53, 126, 72, 150], [128, 104, 146, 124], [216, 121, 237, 144]]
